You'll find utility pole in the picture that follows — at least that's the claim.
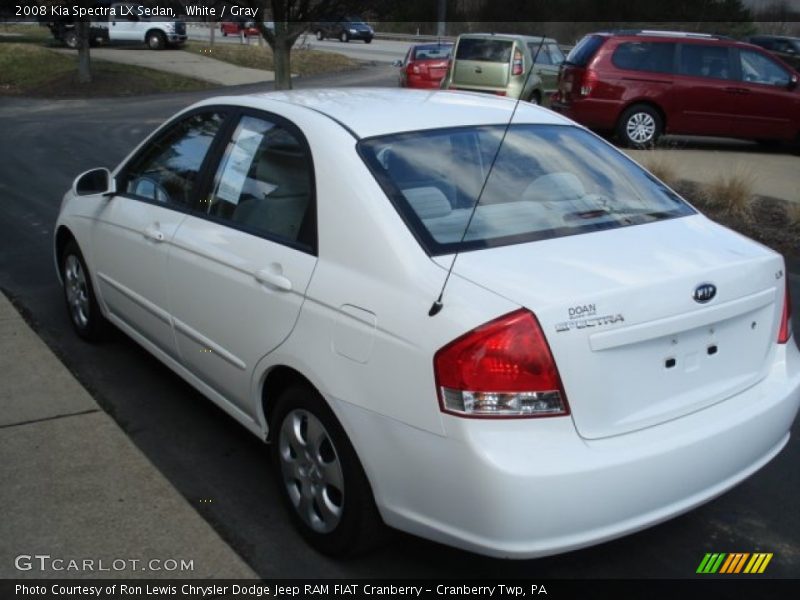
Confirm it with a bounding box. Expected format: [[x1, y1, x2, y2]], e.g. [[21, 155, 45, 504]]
[[437, 0, 446, 37]]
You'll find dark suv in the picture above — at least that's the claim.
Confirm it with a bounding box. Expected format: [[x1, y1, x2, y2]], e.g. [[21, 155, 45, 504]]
[[551, 30, 800, 147], [748, 35, 800, 70], [313, 16, 373, 43]]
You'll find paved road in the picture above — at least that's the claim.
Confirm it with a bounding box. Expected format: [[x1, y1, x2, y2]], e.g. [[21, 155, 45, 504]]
[[188, 26, 410, 63], [1, 68, 798, 578]]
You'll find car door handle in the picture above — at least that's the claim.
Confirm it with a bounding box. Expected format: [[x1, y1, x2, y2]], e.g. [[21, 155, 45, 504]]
[[143, 225, 165, 242], [724, 87, 749, 94], [254, 268, 292, 292]]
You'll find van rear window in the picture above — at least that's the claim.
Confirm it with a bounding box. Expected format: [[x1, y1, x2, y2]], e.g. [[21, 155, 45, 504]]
[[565, 35, 604, 66], [456, 38, 513, 62], [612, 42, 676, 74]]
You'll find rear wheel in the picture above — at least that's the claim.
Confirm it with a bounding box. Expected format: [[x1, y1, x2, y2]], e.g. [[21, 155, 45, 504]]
[[529, 91, 541, 105], [63, 30, 78, 49], [146, 30, 166, 50], [617, 104, 663, 149], [60, 240, 108, 342], [271, 384, 384, 556]]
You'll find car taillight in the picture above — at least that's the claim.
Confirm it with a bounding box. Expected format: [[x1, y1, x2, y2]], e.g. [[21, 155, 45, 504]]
[[579, 68, 597, 97], [408, 63, 420, 74], [512, 48, 524, 76], [434, 309, 569, 418], [779, 283, 792, 344]]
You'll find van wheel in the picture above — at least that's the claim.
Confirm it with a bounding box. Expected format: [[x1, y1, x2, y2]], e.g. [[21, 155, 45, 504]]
[[271, 384, 385, 556], [617, 104, 663, 149], [146, 31, 166, 50], [60, 240, 108, 342]]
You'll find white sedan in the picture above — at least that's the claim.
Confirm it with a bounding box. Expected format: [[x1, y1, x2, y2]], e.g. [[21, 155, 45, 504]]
[[54, 89, 800, 558]]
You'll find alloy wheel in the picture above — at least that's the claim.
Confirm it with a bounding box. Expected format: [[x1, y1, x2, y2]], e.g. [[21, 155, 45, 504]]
[[64, 254, 90, 329], [626, 112, 656, 144]]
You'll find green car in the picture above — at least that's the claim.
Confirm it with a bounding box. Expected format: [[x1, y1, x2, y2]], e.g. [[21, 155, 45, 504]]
[[440, 33, 565, 104]]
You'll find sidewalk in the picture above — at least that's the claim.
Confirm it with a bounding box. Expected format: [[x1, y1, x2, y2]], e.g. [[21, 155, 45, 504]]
[[0, 293, 257, 579], [52, 47, 275, 86]]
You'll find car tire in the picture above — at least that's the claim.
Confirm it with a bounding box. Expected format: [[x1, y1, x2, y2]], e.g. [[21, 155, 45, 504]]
[[63, 30, 78, 49], [60, 240, 108, 342], [529, 91, 541, 105], [365, 37, 372, 44], [617, 104, 663, 149], [340, 31, 349, 43], [271, 383, 385, 557], [316, 30, 324, 41], [146, 31, 166, 50], [221, 28, 227, 37]]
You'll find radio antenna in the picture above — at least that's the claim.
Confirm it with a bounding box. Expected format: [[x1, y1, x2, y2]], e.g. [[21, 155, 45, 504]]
[[429, 36, 547, 317]]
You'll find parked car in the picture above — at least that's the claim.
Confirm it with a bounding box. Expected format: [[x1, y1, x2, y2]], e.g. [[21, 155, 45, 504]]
[[55, 89, 799, 559], [440, 33, 563, 104], [395, 42, 453, 89], [748, 35, 800, 70], [220, 20, 260, 37], [551, 30, 800, 148], [313, 16, 373, 43], [45, 2, 186, 50]]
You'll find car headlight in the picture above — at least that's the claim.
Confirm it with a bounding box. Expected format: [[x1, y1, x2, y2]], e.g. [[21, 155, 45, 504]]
[[349, 28, 357, 33]]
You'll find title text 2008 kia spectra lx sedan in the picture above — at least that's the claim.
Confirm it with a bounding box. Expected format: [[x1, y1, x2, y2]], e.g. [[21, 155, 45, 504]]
[[54, 89, 800, 558]]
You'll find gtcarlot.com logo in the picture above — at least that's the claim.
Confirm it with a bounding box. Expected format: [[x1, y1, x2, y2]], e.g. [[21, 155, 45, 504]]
[[696, 552, 773, 574]]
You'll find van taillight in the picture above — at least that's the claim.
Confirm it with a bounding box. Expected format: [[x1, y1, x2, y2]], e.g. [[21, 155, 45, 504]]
[[512, 49, 524, 76], [434, 309, 569, 418], [579, 68, 597, 97], [779, 284, 792, 344]]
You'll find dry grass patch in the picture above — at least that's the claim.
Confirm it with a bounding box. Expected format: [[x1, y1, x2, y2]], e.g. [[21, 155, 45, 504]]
[[185, 41, 359, 76], [641, 153, 681, 189], [701, 167, 756, 219]]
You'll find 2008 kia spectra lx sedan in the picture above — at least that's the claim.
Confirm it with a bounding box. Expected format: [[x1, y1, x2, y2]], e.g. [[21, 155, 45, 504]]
[[54, 89, 800, 559]]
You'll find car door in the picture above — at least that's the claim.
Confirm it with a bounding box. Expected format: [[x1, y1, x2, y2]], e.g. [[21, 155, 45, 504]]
[[166, 111, 317, 415], [91, 109, 229, 358], [530, 41, 564, 96], [729, 47, 799, 141], [669, 43, 738, 136], [108, 3, 140, 43]]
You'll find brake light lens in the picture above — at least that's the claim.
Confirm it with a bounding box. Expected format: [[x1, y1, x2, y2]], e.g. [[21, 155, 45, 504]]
[[512, 48, 524, 76], [579, 68, 597, 97], [778, 283, 792, 344], [434, 309, 569, 418]]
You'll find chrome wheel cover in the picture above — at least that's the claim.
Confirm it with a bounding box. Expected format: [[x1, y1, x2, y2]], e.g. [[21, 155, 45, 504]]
[[278, 409, 344, 533], [626, 112, 656, 144], [64, 255, 90, 329]]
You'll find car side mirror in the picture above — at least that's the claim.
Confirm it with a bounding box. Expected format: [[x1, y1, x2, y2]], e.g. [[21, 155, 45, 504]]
[[73, 168, 116, 197], [392, 59, 403, 68], [789, 74, 799, 90]]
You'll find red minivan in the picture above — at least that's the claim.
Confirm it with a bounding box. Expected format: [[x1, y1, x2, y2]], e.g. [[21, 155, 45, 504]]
[[551, 31, 800, 148]]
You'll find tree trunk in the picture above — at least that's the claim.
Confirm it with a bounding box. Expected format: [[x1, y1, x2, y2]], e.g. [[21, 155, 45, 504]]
[[77, 21, 91, 84], [272, 21, 292, 90], [209, 19, 215, 47]]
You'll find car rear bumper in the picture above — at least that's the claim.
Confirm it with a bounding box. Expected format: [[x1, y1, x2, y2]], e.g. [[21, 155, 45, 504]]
[[551, 98, 620, 130], [167, 34, 187, 43], [333, 340, 800, 558]]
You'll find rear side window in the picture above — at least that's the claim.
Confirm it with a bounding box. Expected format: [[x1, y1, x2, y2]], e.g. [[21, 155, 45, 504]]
[[359, 125, 693, 255], [612, 42, 675, 74], [530, 42, 566, 65], [565, 35, 604, 66], [456, 38, 513, 62], [679, 44, 732, 80], [739, 48, 791, 86]]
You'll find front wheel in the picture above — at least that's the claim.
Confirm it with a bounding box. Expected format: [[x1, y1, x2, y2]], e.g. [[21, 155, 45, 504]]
[[146, 31, 166, 50], [340, 31, 349, 43], [61, 240, 108, 341], [63, 30, 78, 49], [271, 384, 384, 556], [617, 104, 663, 149], [364, 37, 372, 44], [315, 30, 324, 41]]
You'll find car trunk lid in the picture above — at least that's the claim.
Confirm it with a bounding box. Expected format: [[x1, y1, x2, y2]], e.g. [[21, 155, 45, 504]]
[[436, 216, 783, 439]]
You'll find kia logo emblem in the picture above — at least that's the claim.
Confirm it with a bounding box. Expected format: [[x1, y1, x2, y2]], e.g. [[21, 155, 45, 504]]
[[693, 283, 717, 304]]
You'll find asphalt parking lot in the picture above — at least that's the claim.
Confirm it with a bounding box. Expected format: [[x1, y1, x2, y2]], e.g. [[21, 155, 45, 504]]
[[1, 66, 798, 578]]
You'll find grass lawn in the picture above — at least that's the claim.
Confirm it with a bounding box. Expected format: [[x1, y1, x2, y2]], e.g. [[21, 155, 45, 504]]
[[184, 40, 359, 76], [0, 22, 52, 44], [0, 43, 213, 97]]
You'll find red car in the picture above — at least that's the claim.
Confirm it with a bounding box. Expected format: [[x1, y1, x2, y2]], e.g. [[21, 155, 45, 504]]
[[220, 21, 260, 37], [551, 30, 800, 148], [397, 42, 453, 89]]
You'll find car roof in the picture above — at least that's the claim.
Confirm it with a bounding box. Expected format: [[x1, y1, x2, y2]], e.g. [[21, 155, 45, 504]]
[[458, 33, 556, 43], [208, 88, 571, 139]]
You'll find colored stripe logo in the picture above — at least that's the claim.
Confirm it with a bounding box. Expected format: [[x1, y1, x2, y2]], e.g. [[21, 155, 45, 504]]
[[697, 553, 773, 574]]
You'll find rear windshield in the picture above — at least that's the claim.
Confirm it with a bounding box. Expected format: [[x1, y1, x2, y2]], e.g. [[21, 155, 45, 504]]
[[566, 35, 604, 66], [456, 38, 513, 62], [413, 44, 452, 60], [358, 125, 693, 256]]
